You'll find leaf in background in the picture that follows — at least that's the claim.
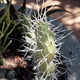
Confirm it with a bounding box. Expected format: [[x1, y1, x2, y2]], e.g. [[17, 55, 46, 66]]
[[46, 9, 70, 16], [39, 5, 65, 15], [6, 0, 22, 39], [6, 0, 18, 20], [32, 5, 71, 18], [18, 0, 26, 13]]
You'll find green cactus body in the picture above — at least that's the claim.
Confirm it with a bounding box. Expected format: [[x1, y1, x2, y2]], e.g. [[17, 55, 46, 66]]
[[21, 14, 56, 79], [35, 21, 56, 78]]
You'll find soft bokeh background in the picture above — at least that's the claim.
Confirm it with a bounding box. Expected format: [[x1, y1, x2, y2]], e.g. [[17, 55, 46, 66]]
[[4, 0, 80, 42]]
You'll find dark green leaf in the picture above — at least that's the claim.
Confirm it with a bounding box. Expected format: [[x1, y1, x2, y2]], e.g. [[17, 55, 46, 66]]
[[21, 0, 26, 13], [18, 0, 26, 13], [31, 5, 70, 19], [46, 9, 71, 16], [39, 5, 65, 14]]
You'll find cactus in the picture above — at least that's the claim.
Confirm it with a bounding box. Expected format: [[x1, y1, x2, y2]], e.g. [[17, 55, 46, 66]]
[[18, 0, 70, 80], [19, 13, 57, 79], [35, 21, 56, 79]]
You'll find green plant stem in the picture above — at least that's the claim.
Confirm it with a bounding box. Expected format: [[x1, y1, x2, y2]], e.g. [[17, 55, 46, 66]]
[[0, 34, 4, 50], [0, 52, 5, 65], [2, 23, 16, 48], [3, 21, 12, 34], [2, 40, 12, 52], [0, 0, 12, 23], [2, 21, 5, 33], [2, 0, 7, 10]]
